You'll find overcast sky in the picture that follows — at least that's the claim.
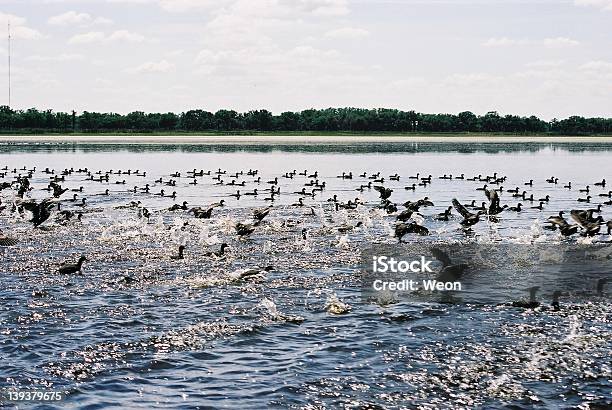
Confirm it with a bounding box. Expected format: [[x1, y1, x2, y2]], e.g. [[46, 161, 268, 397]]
[[0, 0, 610, 119]]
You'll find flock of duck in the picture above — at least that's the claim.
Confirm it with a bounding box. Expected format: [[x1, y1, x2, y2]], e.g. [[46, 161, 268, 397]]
[[1, 164, 610, 310]]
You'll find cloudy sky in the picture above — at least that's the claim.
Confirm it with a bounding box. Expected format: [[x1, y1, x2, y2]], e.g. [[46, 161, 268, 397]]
[[0, 0, 610, 119]]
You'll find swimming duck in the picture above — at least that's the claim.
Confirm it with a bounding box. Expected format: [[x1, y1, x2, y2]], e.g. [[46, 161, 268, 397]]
[[58, 256, 87, 275], [168, 201, 188, 211], [508, 203, 522, 212], [170, 245, 185, 260], [435, 206, 453, 221], [204, 243, 229, 258], [512, 286, 540, 309], [190, 206, 214, 219]]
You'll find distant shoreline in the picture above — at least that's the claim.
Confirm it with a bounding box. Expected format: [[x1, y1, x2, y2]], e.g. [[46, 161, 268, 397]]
[[1, 134, 612, 144]]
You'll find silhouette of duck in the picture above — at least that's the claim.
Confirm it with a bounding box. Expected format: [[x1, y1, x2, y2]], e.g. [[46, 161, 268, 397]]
[[204, 243, 229, 258], [168, 201, 188, 211], [547, 212, 579, 236], [58, 256, 87, 275], [395, 222, 429, 241], [235, 222, 255, 238], [512, 286, 540, 309], [452, 198, 483, 227], [430, 247, 469, 283], [170, 245, 185, 260]]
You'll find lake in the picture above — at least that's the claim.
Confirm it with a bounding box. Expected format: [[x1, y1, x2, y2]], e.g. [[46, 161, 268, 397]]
[[1, 139, 611, 409]]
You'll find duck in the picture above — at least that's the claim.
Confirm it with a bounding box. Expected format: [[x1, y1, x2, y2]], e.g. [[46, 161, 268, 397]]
[[430, 248, 469, 283], [168, 201, 188, 211], [594, 179, 606, 187], [204, 243, 229, 258], [253, 206, 272, 224], [395, 222, 429, 241], [546, 177, 558, 184], [538, 195, 550, 202], [58, 256, 87, 275], [569, 210, 603, 236], [21, 199, 54, 227], [577, 196, 591, 203], [508, 203, 522, 212], [547, 212, 579, 236], [228, 265, 273, 282], [170, 245, 185, 260], [435, 206, 453, 221], [235, 222, 256, 238], [190, 206, 214, 219], [452, 198, 483, 227], [511, 286, 540, 309]]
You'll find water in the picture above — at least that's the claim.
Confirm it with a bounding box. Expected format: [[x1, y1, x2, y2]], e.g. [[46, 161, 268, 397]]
[[1, 141, 611, 409]]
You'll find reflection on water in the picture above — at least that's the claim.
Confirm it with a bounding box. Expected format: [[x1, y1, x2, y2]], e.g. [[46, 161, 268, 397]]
[[0, 142, 610, 409], [2, 140, 612, 154]]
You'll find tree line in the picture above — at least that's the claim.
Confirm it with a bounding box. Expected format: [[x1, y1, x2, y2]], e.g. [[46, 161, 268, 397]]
[[0, 106, 610, 135]]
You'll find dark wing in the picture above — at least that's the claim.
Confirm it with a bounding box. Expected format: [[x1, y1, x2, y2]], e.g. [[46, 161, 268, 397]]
[[569, 210, 589, 228], [452, 198, 472, 219], [488, 190, 500, 214], [547, 215, 568, 227], [430, 247, 452, 267]]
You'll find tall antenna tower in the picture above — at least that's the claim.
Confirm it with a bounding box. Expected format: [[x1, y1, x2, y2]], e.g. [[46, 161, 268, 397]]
[[7, 20, 11, 108]]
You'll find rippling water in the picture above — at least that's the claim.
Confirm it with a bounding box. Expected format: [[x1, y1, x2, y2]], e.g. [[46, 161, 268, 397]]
[[1, 141, 611, 409]]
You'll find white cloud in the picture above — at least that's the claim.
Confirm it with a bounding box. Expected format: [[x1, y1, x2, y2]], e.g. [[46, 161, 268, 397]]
[[579, 60, 612, 72], [68, 30, 145, 44], [325, 27, 369, 39], [93, 17, 114, 25], [107, 30, 145, 42], [574, 0, 612, 11], [48, 11, 91, 25], [525, 60, 565, 68], [27, 53, 85, 62], [106, 0, 349, 15], [68, 31, 106, 44], [158, 0, 229, 12], [294, 0, 350, 16], [483, 37, 579, 48], [0, 12, 43, 40], [483, 37, 529, 47], [543, 37, 580, 48], [126, 59, 175, 73]]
